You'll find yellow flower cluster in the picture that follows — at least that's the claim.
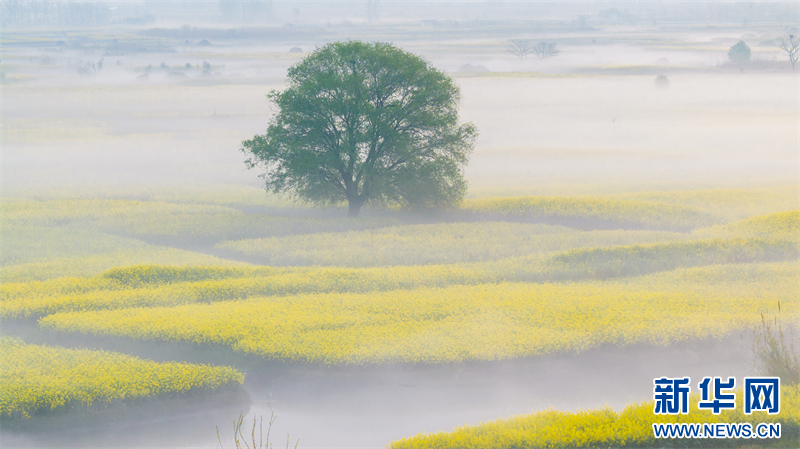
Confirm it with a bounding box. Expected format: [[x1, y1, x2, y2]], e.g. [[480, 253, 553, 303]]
[[1, 263, 499, 319], [38, 264, 798, 365], [100, 264, 278, 287], [0, 337, 244, 419], [4, 227, 796, 320], [463, 196, 721, 231], [549, 237, 798, 279], [2, 198, 398, 246], [615, 185, 798, 221], [3, 232, 797, 320], [389, 385, 800, 449], [694, 210, 800, 241], [217, 222, 684, 267], [0, 246, 245, 284]]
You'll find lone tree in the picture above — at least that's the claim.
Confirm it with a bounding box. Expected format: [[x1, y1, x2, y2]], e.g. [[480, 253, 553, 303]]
[[508, 39, 534, 58], [777, 34, 800, 69], [241, 41, 477, 217], [532, 42, 560, 59], [728, 40, 751, 62]]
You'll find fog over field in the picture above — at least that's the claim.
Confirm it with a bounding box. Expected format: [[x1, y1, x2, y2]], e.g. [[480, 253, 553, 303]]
[[1, 1, 799, 448]]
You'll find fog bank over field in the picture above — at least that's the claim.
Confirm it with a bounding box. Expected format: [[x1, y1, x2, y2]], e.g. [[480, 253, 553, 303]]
[[3, 2, 799, 198], [1, 2, 799, 448]]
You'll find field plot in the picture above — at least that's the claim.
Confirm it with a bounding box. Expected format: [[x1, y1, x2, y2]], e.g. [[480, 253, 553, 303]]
[[35, 262, 798, 364], [3, 212, 796, 320], [2, 7, 799, 448], [0, 337, 244, 420], [390, 385, 800, 449], [216, 223, 687, 267]]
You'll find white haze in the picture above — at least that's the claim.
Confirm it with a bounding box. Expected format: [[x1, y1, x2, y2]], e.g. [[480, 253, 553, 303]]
[[1, 1, 798, 447]]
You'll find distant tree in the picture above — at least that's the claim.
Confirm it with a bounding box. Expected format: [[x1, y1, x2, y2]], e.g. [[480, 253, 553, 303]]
[[76, 59, 101, 77], [508, 39, 534, 58], [241, 41, 477, 218], [777, 34, 800, 69], [532, 42, 560, 59], [728, 40, 751, 62], [366, 0, 380, 23]]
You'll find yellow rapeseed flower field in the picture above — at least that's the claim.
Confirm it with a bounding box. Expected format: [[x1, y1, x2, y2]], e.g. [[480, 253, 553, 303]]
[[0, 337, 244, 419], [389, 385, 800, 449], [614, 186, 798, 221], [463, 196, 720, 230], [216, 222, 685, 267], [3, 233, 796, 319], [38, 262, 799, 364], [694, 210, 800, 240]]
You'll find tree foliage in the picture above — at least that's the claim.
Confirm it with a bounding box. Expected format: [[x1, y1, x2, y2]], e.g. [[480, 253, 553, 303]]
[[728, 40, 751, 62], [241, 41, 477, 217]]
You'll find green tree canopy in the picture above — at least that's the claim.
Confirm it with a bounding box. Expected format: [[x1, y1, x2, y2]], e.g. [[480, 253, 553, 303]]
[[241, 41, 477, 217], [728, 40, 751, 62]]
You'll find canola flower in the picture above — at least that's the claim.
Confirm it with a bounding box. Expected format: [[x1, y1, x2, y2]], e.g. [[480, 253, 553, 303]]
[[38, 265, 799, 365], [389, 385, 800, 449], [462, 196, 721, 231], [99, 264, 280, 287], [693, 210, 800, 241], [216, 223, 685, 267], [1, 265, 278, 304], [548, 237, 798, 280], [1, 198, 399, 246], [0, 246, 247, 284], [614, 186, 798, 221], [0, 337, 244, 419], [0, 197, 396, 281], [3, 234, 796, 320]]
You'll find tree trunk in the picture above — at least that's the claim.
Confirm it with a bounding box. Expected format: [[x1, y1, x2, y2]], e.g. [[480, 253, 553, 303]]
[[347, 199, 362, 218]]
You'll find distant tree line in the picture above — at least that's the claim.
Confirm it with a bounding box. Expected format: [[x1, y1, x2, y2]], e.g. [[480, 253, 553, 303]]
[[508, 40, 560, 59], [217, 0, 275, 24], [2, 0, 111, 27]]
